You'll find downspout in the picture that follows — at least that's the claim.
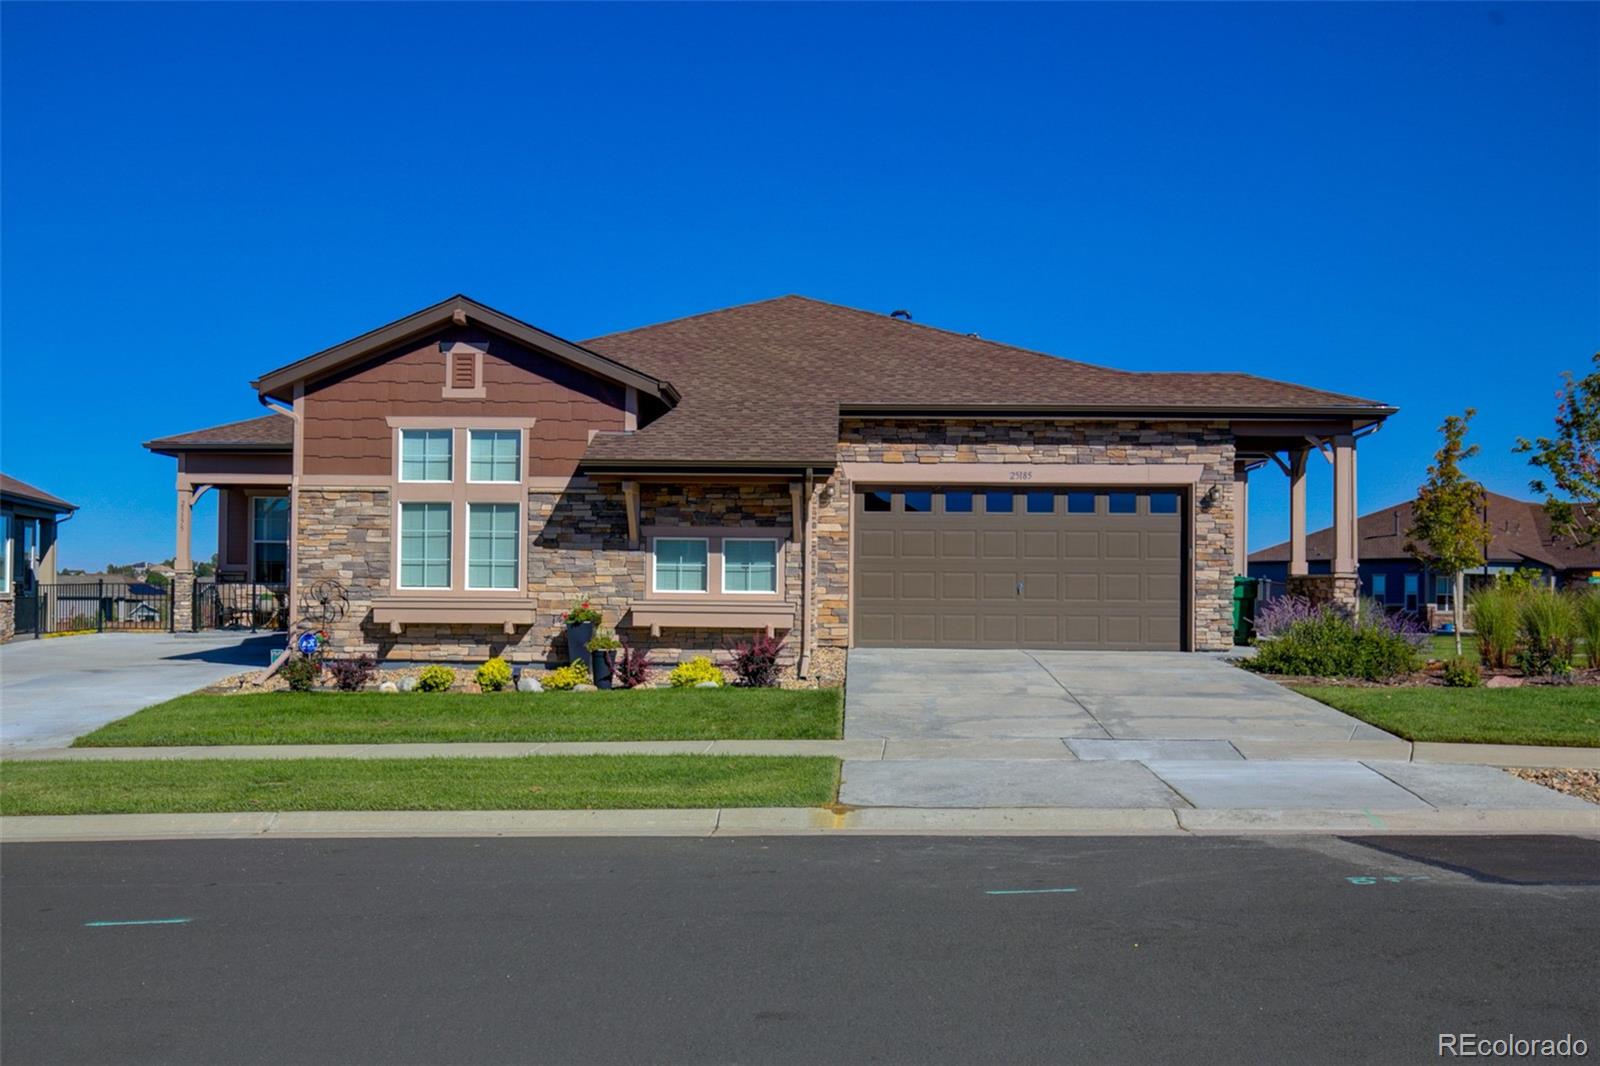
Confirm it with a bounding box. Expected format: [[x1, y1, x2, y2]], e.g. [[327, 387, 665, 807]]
[[255, 391, 301, 683], [797, 468, 815, 678]]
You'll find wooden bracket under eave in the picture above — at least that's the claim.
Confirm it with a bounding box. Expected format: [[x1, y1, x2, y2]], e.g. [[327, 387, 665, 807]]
[[389, 620, 403, 635], [790, 482, 803, 541], [452, 308, 468, 326], [623, 480, 641, 548]]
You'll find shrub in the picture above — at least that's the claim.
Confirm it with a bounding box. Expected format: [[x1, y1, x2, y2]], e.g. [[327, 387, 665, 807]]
[[281, 655, 321, 692], [543, 661, 590, 691], [1573, 588, 1600, 668], [616, 645, 652, 689], [416, 665, 456, 692], [475, 657, 513, 692], [1252, 596, 1321, 641], [669, 656, 723, 688], [563, 601, 602, 625], [586, 629, 621, 652], [1517, 587, 1577, 678], [1468, 584, 1522, 670], [728, 633, 785, 687], [1248, 605, 1420, 681], [325, 656, 376, 692], [1440, 656, 1482, 687]]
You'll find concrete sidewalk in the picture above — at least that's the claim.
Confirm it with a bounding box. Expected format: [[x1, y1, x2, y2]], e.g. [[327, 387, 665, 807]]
[[7, 737, 1597, 768], [2, 805, 1596, 842]]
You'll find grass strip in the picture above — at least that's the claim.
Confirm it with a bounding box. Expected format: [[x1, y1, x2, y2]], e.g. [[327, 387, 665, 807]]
[[74, 688, 844, 747], [0, 756, 840, 815], [1293, 684, 1600, 747]]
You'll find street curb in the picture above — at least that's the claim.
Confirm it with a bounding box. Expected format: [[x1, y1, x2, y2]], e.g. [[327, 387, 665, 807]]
[[3, 806, 1595, 842]]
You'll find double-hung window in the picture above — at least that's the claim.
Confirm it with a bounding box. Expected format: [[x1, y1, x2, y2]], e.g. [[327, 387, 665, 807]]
[[469, 430, 520, 483], [399, 503, 452, 589], [723, 539, 778, 594], [400, 429, 452, 482], [467, 504, 519, 590], [251, 497, 290, 584], [653, 538, 709, 593]]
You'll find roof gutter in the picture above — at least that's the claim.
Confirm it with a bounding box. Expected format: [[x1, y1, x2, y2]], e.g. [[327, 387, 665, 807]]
[[837, 403, 1399, 420]]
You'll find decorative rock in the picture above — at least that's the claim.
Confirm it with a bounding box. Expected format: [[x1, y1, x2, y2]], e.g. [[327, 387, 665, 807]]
[[573, 683, 599, 692], [378, 681, 399, 693], [517, 675, 544, 693], [1485, 674, 1524, 688], [398, 676, 419, 692], [694, 681, 720, 689]]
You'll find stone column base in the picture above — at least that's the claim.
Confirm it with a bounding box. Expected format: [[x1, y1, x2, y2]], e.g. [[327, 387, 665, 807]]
[[1285, 573, 1361, 613], [173, 571, 195, 631]]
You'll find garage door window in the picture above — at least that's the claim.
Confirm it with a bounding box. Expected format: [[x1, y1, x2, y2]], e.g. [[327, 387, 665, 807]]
[[984, 491, 1013, 513], [653, 538, 709, 593], [1108, 492, 1137, 514], [864, 490, 892, 512], [904, 491, 933, 513], [1067, 492, 1095, 514], [1025, 490, 1054, 514], [1149, 492, 1179, 514], [944, 490, 973, 513]]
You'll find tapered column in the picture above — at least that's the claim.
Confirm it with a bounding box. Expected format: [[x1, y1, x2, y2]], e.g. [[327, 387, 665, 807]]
[[175, 487, 194, 571], [1288, 449, 1309, 577], [1233, 461, 1250, 575], [1333, 434, 1357, 574]]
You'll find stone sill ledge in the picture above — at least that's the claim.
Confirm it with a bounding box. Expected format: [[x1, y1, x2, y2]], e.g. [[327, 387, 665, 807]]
[[625, 601, 796, 638], [370, 596, 540, 635]]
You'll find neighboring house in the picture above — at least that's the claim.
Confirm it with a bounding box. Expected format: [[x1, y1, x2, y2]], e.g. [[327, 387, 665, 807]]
[[1249, 491, 1600, 625], [1, 474, 78, 641], [144, 294, 1393, 678], [50, 573, 171, 627]]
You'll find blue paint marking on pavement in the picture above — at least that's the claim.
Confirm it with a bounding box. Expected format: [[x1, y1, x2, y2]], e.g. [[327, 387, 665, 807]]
[[84, 918, 193, 927], [986, 888, 1078, 895]]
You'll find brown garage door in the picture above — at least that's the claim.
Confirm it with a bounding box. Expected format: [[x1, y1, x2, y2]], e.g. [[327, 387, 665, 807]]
[[853, 487, 1185, 650]]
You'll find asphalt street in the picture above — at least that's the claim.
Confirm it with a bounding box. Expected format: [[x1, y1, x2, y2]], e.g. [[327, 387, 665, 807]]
[[3, 835, 1596, 1065]]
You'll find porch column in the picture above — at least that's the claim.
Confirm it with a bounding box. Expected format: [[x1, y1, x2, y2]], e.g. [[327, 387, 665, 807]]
[[1233, 461, 1250, 575], [173, 487, 195, 631], [1332, 434, 1357, 574], [1288, 448, 1309, 577]]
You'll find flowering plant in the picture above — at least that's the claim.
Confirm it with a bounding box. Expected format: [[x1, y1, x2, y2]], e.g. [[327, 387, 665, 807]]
[[563, 601, 602, 625]]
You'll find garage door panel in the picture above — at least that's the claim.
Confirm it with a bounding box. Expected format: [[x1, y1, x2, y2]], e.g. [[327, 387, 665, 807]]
[[854, 488, 1183, 650]]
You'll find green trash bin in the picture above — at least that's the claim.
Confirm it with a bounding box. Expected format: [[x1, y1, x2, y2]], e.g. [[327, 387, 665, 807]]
[[1232, 575, 1259, 645]]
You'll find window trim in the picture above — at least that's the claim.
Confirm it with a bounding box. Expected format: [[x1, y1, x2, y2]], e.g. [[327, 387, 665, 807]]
[[1371, 573, 1388, 602], [1, 514, 11, 595], [248, 495, 290, 585], [464, 502, 521, 592], [651, 536, 711, 595], [397, 501, 453, 591], [466, 428, 522, 485], [398, 428, 453, 484], [720, 537, 781, 596]]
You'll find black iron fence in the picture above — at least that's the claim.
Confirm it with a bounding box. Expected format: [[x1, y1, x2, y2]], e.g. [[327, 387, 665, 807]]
[[13, 580, 174, 638], [194, 580, 289, 631]]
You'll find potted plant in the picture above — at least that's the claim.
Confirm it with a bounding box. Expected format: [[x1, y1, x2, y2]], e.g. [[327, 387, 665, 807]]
[[587, 629, 621, 689], [563, 601, 602, 666]]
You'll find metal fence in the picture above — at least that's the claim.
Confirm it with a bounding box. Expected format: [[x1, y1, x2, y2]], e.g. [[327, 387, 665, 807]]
[[194, 581, 289, 631], [13, 580, 175, 638]]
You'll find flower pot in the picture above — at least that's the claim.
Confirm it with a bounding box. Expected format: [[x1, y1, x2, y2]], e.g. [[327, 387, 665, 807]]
[[565, 621, 595, 666], [592, 649, 616, 690]]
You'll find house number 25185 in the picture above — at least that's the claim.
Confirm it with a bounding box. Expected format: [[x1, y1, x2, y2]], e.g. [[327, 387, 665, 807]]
[[1008, 470, 1034, 481]]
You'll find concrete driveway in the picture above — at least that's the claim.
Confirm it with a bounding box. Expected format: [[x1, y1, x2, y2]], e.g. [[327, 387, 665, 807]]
[[844, 648, 1396, 745], [0, 632, 280, 750]]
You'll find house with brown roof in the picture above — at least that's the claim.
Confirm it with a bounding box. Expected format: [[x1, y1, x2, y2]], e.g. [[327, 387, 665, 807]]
[[1, 474, 79, 641], [145, 294, 1394, 678], [1249, 491, 1600, 624]]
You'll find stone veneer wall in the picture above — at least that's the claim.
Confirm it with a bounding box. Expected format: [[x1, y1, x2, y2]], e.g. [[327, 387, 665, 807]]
[[0, 596, 13, 643], [297, 483, 803, 670], [813, 419, 1239, 652]]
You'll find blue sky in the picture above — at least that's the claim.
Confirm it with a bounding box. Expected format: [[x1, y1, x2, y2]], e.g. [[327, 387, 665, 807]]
[[2, 2, 1595, 570]]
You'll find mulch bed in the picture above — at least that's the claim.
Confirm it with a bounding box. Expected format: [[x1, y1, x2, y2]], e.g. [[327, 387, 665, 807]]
[[1508, 768, 1600, 805]]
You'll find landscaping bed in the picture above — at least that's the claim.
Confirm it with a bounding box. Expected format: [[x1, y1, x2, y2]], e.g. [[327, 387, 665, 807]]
[[0, 755, 840, 815], [1508, 768, 1600, 805], [73, 687, 844, 747], [1293, 685, 1600, 747]]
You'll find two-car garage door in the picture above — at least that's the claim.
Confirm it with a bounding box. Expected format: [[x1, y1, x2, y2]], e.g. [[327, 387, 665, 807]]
[[853, 486, 1185, 650]]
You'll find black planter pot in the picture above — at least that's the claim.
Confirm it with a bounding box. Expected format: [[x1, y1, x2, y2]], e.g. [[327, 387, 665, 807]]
[[566, 621, 595, 666], [592, 650, 616, 690]]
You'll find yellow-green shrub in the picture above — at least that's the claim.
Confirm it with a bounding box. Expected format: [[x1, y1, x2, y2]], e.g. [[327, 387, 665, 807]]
[[543, 661, 590, 691], [416, 665, 455, 692], [475, 657, 512, 692], [669, 656, 723, 688]]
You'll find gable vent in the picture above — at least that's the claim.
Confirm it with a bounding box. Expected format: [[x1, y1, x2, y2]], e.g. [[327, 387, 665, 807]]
[[452, 351, 476, 389], [440, 340, 486, 397]]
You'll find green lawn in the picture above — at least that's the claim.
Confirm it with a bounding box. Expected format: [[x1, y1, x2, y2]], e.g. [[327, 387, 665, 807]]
[[74, 687, 844, 747], [0, 755, 840, 815], [1293, 685, 1600, 747], [1424, 634, 1481, 662]]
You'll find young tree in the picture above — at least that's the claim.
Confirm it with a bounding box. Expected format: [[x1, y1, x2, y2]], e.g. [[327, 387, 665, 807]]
[[1516, 352, 1600, 547], [1406, 409, 1489, 656]]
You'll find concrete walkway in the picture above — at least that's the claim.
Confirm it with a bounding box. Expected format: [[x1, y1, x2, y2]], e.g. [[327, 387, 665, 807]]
[[0, 632, 280, 750]]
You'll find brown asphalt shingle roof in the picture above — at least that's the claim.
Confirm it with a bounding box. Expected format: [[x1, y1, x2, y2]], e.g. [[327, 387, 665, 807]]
[[580, 295, 1392, 467], [1249, 491, 1600, 571], [144, 413, 293, 452], [0, 474, 76, 512]]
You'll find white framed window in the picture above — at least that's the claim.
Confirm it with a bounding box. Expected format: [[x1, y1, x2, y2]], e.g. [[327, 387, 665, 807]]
[[722, 538, 778, 594], [251, 497, 289, 584], [468, 429, 521, 483], [467, 503, 519, 590], [1370, 573, 1388, 601], [400, 429, 452, 483], [399, 502, 451, 589], [652, 537, 709, 593], [0, 514, 11, 594]]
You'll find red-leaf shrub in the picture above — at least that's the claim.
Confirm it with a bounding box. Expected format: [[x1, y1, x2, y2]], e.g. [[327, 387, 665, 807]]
[[616, 645, 652, 689], [728, 634, 785, 687]]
